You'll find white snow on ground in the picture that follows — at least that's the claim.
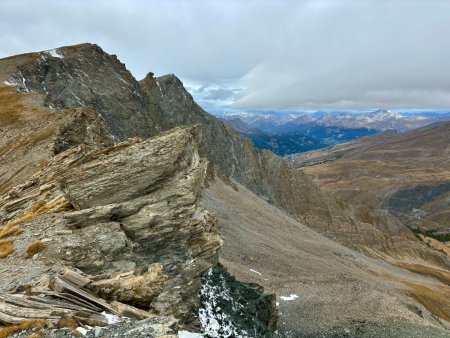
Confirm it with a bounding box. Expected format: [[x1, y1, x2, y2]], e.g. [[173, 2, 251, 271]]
[[280, 294, 299, 301], [76, 327, 88, 335], [156, 81, 164, 97], [4, 70, 29, 92], [249, 269, 262, 276], [101, 311, 121, 324], [45, 48, 64, 58], [199, 268, 246, 338], [178, 331, 204, 337]]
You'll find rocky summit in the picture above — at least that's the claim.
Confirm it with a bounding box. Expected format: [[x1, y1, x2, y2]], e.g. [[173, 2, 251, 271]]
[[0, 44, 449, 337], [0, 44, 277, 337]]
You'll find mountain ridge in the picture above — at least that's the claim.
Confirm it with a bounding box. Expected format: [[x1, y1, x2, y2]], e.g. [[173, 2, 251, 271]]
[[1, 43, 449, 336]]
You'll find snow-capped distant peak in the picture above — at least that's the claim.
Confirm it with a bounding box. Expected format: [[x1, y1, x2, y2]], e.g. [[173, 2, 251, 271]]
[[370, 109, 401, 119]]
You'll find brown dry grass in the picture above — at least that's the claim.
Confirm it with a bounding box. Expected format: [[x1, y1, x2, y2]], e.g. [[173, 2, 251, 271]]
[[395, 262, 450, 285], [0, 319, 45, 338], [56, 317, 81, 336], [0, 196, 71, 259], [0, 239, 14, 259], [404, 281, 450, 322], [0, 224, 22, 239], [5, 197, 70, 228], [56, 317, 78, 331], [25, 240, 45, 257]]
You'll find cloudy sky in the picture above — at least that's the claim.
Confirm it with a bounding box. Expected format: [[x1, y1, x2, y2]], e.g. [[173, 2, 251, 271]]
[[1, 0, 450, 111]]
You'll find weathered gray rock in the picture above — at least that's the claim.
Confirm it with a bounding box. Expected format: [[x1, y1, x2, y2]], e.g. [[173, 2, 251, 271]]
[[199, 263, 278, 337], [55, 125, 221, 324], [88, 264, 169, 308], [151, 73, 353, 232], [0, 45, 278, 334], [1, 43, 172, 141]]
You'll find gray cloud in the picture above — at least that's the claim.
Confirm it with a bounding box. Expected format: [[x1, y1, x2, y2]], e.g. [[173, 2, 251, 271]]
[[1, 0, 449, 109]]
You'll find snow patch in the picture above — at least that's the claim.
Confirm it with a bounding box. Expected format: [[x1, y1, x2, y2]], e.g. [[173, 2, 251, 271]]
[[280, 294, 298, 301], [178, 331, 204, 338], [101, 311, 121, 324], [199, 268, 246, 337], [45, 48, 64, 59], [76, 327, 89, 335], [6, 70, 29, 92], [249, 269, 262, 276], [156, 81, 164, 98]]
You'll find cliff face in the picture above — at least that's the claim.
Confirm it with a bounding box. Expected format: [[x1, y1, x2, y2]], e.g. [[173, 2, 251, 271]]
[[2, 43, 356, 240], [1, 43, 171, 141], [0, 45, 277, 335], [0, 125, 221, 325], [146, 74, 352, 231]]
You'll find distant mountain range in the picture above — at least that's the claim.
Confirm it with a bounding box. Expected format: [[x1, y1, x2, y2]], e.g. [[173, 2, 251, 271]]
[[219, 109, 450, 155], [287, 120, 450, 239], [220, 118, 325, 156]]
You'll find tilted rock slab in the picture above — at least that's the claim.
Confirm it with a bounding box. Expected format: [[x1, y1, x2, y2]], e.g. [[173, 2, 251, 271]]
[[57, 124, 222, 324]]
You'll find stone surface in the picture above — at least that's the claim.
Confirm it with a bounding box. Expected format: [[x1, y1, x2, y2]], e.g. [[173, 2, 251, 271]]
[[88, 264, 169, 308], [199, 263, 277, 338], [0, 43, 172, 141], [56, 125, 222, 324]]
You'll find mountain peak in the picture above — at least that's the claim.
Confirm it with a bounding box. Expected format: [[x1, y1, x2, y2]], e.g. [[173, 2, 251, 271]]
[[371, 109, 401, 119]]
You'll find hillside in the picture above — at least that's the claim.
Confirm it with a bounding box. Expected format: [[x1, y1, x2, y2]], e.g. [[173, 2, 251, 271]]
[[0, 45, 276, 337], [0, 44, 449, 336], [203, 179, 450, 337], [287, 122, 450, 236]]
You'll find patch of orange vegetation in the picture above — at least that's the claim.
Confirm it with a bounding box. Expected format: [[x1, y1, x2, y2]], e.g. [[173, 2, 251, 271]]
[[404, 281, 450, 322], [395, 262, 450, 285], [0, 239, 14, 259], [0, 195, 72, 259], [0, 319, 46, 338], [25, 240, 46, 257], [4, 196, 70, 228], [0, 224, 22, 239]]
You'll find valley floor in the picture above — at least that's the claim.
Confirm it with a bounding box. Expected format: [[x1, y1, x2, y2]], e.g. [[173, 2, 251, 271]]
[[202, 179, 450, 337]]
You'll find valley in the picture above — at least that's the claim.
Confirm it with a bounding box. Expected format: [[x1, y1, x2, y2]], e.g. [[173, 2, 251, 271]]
[[0, 44, 448, 337]]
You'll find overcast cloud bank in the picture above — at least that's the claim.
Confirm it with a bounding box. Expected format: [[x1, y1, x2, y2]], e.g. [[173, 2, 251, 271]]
[[1, 0, 449, 110]]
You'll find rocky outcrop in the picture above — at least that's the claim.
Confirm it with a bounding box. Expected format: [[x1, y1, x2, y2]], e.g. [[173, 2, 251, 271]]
[[1, 44, 171, 141], [1, 43, 352, 233], [55, 125, 222, 323], [199, 263, 277, 337], [0, 83, 277, 333], [0, 124, 223, 325], [148, 73, 354, 232]]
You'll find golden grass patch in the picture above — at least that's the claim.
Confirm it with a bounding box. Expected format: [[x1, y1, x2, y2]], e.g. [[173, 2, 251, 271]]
[[25, 240, 45, 257], [0, 224, 22, 239], [5, 196, 71, 229], [0, 239, 14, 259], [56, 317, 78, 331], [395, 262, 450, 285], [404, 281, 450, 322], [0, 319, 46, 338], [56, 317, 81, 336]]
